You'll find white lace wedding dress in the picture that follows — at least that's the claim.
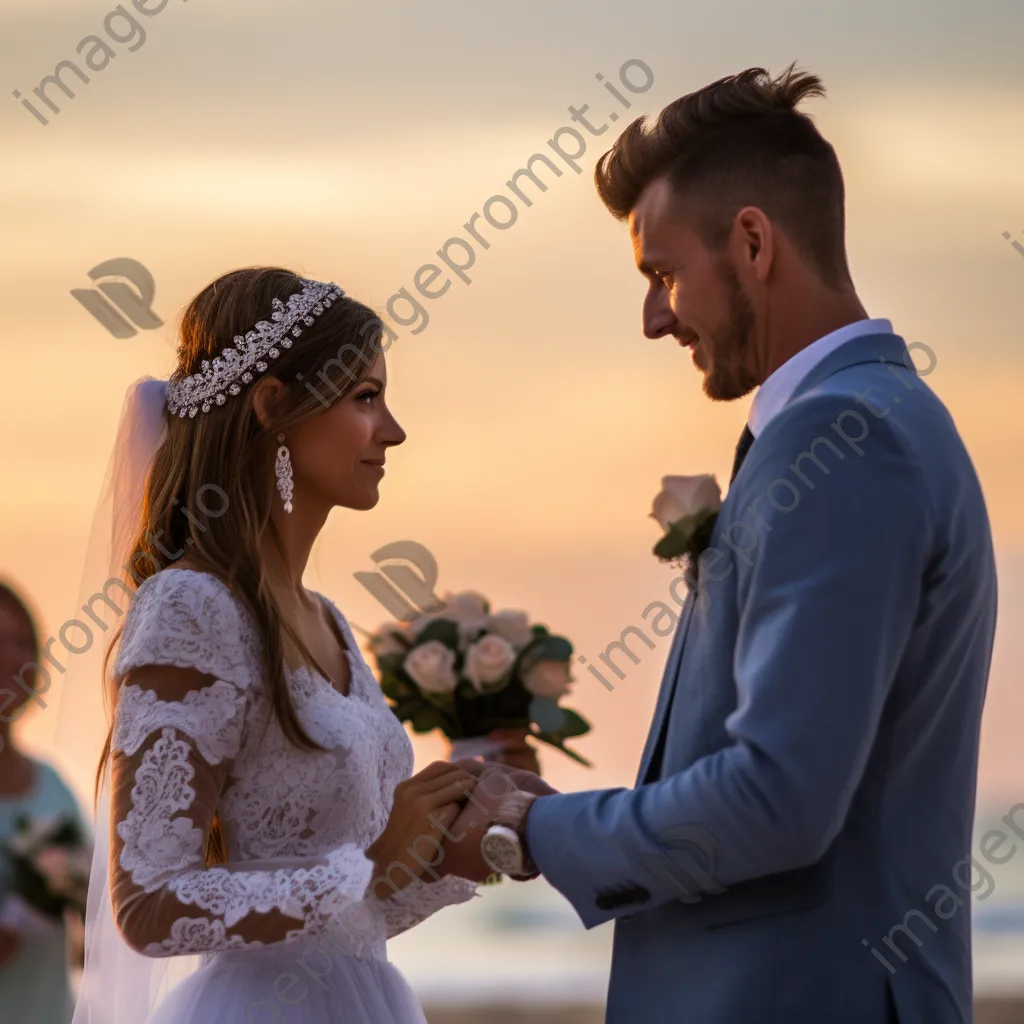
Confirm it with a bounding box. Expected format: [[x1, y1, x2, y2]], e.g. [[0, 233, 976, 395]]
[[106, 566, 477, 1023]]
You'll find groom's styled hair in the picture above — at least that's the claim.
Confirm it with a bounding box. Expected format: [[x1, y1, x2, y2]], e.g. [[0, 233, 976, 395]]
[[594, 63, 851, 289]]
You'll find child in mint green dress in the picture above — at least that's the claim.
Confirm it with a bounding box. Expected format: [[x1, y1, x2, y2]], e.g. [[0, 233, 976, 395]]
[[0, 582, 90, 1024]]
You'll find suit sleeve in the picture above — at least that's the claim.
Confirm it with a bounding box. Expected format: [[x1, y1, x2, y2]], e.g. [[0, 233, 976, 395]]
[[527, 394, 934, 928]]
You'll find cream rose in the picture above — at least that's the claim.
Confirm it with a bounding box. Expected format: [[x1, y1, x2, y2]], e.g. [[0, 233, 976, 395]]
[[486, 610, 533, 649], [650, 474, 722, 532], [435, 590, 491, 648], [441, 590, 489, 620], [403, 640, 458, 695], [522, 659, 573, 699], [464, 634, 517, 692]]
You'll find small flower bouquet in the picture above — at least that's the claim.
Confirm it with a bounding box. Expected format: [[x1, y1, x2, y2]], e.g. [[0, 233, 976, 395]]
[[0, 813, 91, 939], [368, 591, 592, 767], [650, 474, 722, 578]]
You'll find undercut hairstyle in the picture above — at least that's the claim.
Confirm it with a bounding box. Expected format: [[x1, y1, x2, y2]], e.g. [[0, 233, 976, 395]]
[[594, 63, 852, 289]]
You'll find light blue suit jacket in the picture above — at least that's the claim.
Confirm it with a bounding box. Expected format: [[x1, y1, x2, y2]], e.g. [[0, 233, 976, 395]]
[[527, 333, 998, 1023]]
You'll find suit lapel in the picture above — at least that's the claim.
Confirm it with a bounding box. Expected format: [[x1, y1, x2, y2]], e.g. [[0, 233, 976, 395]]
[[635, 590, 697, 785], [631, 333, 911, 789]]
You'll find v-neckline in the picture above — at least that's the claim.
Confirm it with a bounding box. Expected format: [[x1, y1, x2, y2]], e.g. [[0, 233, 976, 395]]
[[310, 594, 359, 700], [156, 568, 361, 701]]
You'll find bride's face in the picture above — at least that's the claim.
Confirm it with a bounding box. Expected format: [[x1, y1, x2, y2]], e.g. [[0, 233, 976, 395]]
[[286, 351, 407, 512]]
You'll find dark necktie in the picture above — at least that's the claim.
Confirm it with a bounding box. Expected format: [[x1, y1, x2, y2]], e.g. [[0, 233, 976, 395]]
[[730, 425, 755, 483]]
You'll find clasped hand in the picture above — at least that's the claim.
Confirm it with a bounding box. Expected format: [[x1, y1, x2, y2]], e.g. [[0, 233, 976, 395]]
[[436, 761, 558, 883], [367, 760, 557, 896]]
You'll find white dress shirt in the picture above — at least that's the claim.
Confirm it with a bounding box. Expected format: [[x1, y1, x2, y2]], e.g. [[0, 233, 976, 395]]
[[748, 318, 894, 437]]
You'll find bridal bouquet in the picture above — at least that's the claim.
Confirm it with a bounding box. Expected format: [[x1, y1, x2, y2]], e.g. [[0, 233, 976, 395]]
[[368, 591, 592, 766], [0, 813, 91, 938]]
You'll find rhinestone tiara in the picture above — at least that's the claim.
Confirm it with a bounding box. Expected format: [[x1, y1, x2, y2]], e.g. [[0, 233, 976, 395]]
[[165, 278, 345, 418]]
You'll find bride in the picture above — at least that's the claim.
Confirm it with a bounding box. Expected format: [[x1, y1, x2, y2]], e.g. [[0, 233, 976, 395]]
[[70, 267, 525, 1023]]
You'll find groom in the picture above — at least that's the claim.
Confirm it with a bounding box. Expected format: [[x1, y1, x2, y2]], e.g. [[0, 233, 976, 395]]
[[440, 64, 997, 1023]]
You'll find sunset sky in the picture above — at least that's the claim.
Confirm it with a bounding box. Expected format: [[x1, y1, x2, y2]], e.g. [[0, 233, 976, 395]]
[[1, 0, 1022, 823]]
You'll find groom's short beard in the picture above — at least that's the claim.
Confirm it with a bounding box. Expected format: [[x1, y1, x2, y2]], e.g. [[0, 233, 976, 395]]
[[702, 259, 760, 401]]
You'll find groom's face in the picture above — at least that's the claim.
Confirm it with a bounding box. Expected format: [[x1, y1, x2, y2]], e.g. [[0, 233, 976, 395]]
[[630, 176, 759, 401]]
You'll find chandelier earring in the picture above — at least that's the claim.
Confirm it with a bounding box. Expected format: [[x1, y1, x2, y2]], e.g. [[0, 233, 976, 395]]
[[275, 433, 294, 514]]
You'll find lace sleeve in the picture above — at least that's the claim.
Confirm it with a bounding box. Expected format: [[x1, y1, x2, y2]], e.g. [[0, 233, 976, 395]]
[[372, 875, 479, 940], [108, 570, 374, 958]]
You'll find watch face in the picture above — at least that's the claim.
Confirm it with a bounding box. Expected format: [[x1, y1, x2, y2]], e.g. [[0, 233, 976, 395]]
[[481, 826, 524, 876]]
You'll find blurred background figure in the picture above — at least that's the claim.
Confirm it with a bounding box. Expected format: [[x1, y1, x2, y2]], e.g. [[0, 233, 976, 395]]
[[0, 581, 89, 1024]]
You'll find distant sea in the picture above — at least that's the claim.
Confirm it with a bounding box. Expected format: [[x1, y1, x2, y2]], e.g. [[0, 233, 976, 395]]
[[391, 805, 1024, 1006]]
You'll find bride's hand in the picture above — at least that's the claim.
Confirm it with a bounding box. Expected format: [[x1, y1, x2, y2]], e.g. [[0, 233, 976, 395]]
[[434, 765, 561, 882], [367, 761, 478, 894]]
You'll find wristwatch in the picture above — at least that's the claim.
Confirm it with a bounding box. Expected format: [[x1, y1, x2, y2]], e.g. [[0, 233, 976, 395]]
[[481, 791, 539, 880]]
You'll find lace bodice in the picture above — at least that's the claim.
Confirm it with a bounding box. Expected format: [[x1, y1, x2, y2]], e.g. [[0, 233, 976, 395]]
[[108, 568, 476, 962]]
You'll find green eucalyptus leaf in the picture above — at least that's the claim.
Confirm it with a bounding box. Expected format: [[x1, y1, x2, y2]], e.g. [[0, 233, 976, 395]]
[[653, 509, 719, 561], [555, 708, 591, 738], [376, 652, 408, 677], [540, 635, 573, 661], [529, 697, 565, 733], [518, 635, 573, 678], [409, 704, 448, 733], [378, 675, 405, 700], [532, 732, 593, 767], [390, 696, 425, 721], [413, 618, 460, 649], [653, 519, 693, 560]]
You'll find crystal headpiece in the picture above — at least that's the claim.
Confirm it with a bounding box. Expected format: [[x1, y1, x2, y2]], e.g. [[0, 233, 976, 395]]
[[165, 278, 345, 418]]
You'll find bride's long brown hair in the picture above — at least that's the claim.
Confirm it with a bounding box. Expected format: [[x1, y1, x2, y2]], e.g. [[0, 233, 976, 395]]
[[95, 267, 390, 864]]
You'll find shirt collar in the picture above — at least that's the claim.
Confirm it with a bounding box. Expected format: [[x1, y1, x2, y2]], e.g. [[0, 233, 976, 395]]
[[748, 318, 894, 437]]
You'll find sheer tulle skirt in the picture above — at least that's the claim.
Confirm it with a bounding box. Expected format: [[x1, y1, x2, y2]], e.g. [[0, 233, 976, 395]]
[[144, 937, 427, 1024]]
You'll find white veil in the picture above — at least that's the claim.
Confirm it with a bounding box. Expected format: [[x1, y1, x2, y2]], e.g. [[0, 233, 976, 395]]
[[56, 377, 202, 1023]]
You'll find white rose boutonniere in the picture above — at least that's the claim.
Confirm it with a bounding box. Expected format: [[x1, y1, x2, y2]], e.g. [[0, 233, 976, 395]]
[[650, 474, 722, 576]]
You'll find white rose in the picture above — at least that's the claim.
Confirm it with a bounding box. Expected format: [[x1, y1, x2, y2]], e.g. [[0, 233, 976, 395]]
[[486, 610, 533, 649], [440, 590, 489, 621], [369, 621, 411, 657], [436, 591, 492, 648], [522, 659, 573, 700], [403, 641, 459, 695], [650, 474, 722, 532], [464, 634, 518, 693]]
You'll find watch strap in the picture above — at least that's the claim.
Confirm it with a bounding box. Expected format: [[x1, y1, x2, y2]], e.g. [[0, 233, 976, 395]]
[[494, 790, 540, 878]]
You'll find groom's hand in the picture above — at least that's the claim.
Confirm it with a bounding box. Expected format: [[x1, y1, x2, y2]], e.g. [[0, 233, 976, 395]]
[[434, 766, 516, 882], [435, 766, 559, 882], [483, 765, 560, 798]]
